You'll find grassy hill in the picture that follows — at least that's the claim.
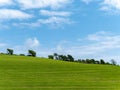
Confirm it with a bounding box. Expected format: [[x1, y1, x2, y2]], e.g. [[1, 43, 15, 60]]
[[0, 55, 120, 90]]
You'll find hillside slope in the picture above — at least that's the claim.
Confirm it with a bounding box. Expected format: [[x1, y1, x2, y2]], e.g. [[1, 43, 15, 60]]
[[0, 55, 120, 90]]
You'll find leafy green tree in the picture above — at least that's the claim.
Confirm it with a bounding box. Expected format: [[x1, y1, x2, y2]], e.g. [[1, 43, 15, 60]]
[[48, 55, 54, 59], [58, 55, 63, 60], [95, 61, 100, 64], [58, 55, 67, 61], [100, 59, 105, 64], [60, 55, 68, 61], [86, 59, 91, 64], [53, 53, 58, 60], [78, 59, 82, 62], [81, 59, 86, 63], [7, 48, 13, 55], [28, 50, 36, 57], [67, 54, 74, 62], [106, 62, 110, 65], [90, 59, 96, 64]]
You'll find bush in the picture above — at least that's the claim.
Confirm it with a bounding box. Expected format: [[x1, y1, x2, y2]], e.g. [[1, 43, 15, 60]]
[[19, 54, 25, 56]]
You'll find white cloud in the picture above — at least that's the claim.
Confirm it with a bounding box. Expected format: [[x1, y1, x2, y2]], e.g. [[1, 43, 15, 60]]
[[25, 38, 40, 48], [14, 16, 72, 28], [17, 0, 71, 9], [81, 31, 120, 53], [100, 0, 120, 14], [0, 0, 13, 6], [87, 31, 110, 41], [38, 16, 71, 25], [81, 0, 120, 11], [81, 0, 120, 14], [0, 9, 33, 20], [40, 10, 71, 17], [102, 0, 120, 9], [0, 0, 72, 28], [12, 38, 40, 55]]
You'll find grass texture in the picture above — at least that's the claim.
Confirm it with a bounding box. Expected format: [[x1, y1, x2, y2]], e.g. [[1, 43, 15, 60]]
[[0, 55, 120, 90]]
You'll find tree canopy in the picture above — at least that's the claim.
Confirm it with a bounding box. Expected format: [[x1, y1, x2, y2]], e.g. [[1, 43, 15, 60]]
[[28, 50, 36, 57], [7, 48, 13, 55]]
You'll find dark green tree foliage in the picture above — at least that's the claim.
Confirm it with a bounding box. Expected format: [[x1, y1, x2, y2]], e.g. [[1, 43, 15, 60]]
[[67, 54, 74, 62], [28, 50, 36, 57], [91, 59, 96, 64], [78, 59, 82, 62], [57, 55, 64, 60], [100, 59, 105, 64], [95, 61, 100, 64], [86, 59, 91, 64], [19, 54, 25, 56], [58, 55, 64, 60], [51, 53, 74, 62], [77, 59, 107, 65], [7, 48, 13, 55], [106, 62, 110, 65], [53, 53, 58, 60], [48, 53, 115, 66], [59, 55, 68, 61], [48, 55, 54, 59], [62, 55, 68, 61]]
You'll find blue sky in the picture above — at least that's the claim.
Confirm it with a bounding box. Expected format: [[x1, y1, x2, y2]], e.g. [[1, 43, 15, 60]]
[[0, 0, 120, 63]]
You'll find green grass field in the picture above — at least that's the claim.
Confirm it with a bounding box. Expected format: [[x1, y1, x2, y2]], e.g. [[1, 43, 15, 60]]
[[0, 55, 120, 90]]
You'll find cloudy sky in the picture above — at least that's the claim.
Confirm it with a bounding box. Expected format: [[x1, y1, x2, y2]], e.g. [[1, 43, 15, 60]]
[[0, 0, 120, 63]]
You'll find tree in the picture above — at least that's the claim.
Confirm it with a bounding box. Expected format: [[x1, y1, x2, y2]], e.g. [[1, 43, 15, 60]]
[[28, 50, 36, 57], [86, 59, 91, 64], [95, 60, 100, 64], [53, 53, 58, 60], [48, 55, 54, 59], [78, 59, 82, 63], [100, 59, 105, 64], [58, 55, 63, 60], [90, 59, 96, 64], [110, 59, 116, 65], [67, 54, 74, 62], [7, 48, 13, 55], [81, 59, 86, 63], [59, 55, 68, 61]]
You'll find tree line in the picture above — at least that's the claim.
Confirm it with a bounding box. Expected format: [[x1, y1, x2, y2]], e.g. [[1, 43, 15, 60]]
[[48, 53, 117, 66], [1, 48, 36, 57], [48, 53, 74, 62], [0, 48, 117, 66]]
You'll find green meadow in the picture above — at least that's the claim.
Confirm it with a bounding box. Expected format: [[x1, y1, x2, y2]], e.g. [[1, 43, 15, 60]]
[[0, 55, 120, 90]]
